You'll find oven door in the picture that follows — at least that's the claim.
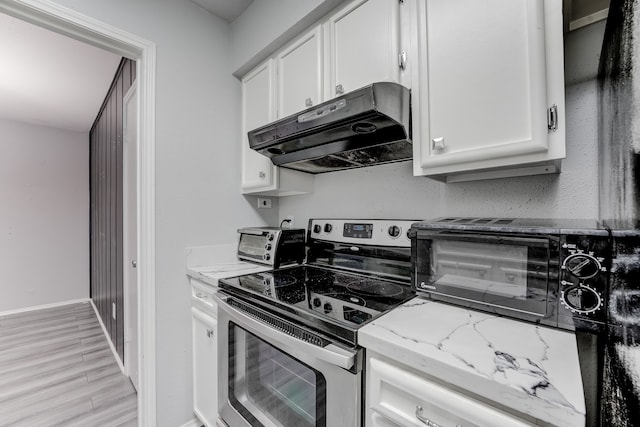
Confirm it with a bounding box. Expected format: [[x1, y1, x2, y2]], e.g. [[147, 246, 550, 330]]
[[413, 231, 559, 322], [213, 292, 362, 427]]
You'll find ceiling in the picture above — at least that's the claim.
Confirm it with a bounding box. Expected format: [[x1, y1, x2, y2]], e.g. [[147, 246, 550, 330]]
[[191, 0, 254, 22], [0, 12, 122, 133]]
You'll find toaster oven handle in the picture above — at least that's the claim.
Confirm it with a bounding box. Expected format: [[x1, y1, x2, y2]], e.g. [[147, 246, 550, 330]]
[[414, 230, 550, 248], [213, 292, 357, 371], [237, 228, 267, 236]]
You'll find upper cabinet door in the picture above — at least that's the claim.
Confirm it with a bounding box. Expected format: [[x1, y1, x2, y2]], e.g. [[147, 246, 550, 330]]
[[277, 26, 323, 118], [325, 0, 401, 98], [413, 0, 565, 178], [241, 59, 277, 192]]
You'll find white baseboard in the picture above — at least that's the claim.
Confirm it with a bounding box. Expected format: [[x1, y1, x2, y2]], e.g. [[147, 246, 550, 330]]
[[179, 417, 203, 427], [0, 298, 90, 318], [89, 299, 126, 375]]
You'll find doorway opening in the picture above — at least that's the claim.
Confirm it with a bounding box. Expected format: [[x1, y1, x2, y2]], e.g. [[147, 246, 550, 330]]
[[0, 1, 157, 424]]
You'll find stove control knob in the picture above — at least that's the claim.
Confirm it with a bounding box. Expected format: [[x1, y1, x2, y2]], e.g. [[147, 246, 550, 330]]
[[388, 225, 401, 238], [561, 284, 602, 314], [323, 302, 333, 314], [312, 297, 321, 308], [267, 233, 275, 241], [324, 224, 333, 233], [265, 244, 272, 251], [263, 253, 271, 261], [313, 224, 322, 234], [563, 253, 601, 279]]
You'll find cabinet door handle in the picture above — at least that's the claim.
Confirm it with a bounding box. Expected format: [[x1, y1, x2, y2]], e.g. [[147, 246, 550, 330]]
[[206, 329, 214, 338], [399, 49, 407, 70], [305, 97, 313, 107], [432, 137, 445, 151], [415, 405, 443, 427], [195, 293, 208, 300], [258, 171, 266, 179], [335, 84, 344, 95]]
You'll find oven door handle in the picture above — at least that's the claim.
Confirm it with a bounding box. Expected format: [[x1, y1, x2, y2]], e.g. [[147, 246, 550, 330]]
[[213, 293, 357, 371]]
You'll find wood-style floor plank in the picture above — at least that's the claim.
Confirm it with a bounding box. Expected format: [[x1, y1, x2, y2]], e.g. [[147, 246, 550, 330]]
[[0, 301, 137, 427]]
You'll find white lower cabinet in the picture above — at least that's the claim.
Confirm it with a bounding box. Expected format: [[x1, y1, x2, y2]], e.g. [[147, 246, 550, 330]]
[[366, 353, 534, 427], [192, 306, 218, 427]]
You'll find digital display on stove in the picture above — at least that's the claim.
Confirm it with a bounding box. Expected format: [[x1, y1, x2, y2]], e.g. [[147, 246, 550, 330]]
[[343, 223, 373, 238]]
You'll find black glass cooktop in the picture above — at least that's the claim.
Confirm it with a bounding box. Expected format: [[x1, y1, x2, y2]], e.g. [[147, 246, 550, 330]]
[[218, 265, 414, 345]]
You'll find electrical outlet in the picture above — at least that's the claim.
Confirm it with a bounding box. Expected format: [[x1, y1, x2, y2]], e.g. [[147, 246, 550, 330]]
[[257, 198, 272, 209], [112, 302, 116, 320], [285, 215, 295, 228]]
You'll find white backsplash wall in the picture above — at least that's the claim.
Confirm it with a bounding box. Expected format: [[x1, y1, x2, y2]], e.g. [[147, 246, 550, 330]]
[[279, 21, 606, 227], [0, 118, 89, 312]]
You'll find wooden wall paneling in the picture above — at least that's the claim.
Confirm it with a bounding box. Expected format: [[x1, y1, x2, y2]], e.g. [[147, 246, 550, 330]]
[[89, 58, 134, 363], [105, 97, 112, 333], [116, 71, 125, 361], [88, 58, 130, 362]]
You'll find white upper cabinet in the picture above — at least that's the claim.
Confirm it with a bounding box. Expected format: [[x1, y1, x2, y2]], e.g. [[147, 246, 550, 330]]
[[277, 26, 323, 117], [411, 0, 565, 181], [240, 58, 315, 196], [325, 0, 402, 98], [241, 59, 277, 193]]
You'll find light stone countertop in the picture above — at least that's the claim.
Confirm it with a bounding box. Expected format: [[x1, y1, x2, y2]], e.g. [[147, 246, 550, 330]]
[[359, 297, 586, 427]]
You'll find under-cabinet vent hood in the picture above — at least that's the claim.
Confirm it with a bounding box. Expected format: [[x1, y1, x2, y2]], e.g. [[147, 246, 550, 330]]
[[247, 82, 411, 174]]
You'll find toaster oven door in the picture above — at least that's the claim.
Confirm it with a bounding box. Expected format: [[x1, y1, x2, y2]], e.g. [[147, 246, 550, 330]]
[[413, 231, 558, 321]]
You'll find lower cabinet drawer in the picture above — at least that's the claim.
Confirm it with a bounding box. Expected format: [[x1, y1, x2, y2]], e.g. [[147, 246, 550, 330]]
[[191, 279, 217, 316], [367, 356, 533, 427]]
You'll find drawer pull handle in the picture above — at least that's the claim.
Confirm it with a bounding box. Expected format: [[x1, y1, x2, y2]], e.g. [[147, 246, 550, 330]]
[[416, 405, 443, 427], [196, 293, 208, 300], [206, 329, 214, 338]]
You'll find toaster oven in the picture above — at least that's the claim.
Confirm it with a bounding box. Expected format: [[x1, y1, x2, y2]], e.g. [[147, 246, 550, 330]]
[[237, 227, 305, 268], [409, 218, 612, 330]]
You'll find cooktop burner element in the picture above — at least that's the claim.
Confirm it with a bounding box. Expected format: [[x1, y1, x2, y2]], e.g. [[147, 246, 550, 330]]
[[346, 279, 404, 297], [219, 219, 419, 346]]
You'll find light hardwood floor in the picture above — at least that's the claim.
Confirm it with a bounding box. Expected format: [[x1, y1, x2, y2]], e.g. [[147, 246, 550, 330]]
[[0, 301, 137, 426]]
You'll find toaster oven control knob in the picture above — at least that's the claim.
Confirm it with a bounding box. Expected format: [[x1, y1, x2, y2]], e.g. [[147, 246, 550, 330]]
[[563, 254, 601, 279], [388, 225, 401, 238], [324, 224, 333, 233], [561, 284, 602, 314], [323, 302, 333, 314], [267, 233, 274, 241], [313, 224, 322, 234], [265, 244, 272, 251], [263, 253, 271, 261], [312, 297, 321, 308]]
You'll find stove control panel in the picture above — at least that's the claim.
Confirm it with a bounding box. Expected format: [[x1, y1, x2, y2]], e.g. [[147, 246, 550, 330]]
[[309, 219, 419, 247]]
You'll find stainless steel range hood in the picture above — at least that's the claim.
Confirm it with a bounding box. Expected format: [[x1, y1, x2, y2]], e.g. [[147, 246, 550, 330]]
[[247, 82, 411, 174]]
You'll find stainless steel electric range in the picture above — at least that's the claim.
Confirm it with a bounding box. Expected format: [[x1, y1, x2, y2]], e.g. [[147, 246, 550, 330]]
[[213, 218, 417, 427]]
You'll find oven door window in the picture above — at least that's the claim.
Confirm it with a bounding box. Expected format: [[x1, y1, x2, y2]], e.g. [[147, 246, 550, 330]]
[[229, 323, 326, 427], [420, 234, 551, 316]]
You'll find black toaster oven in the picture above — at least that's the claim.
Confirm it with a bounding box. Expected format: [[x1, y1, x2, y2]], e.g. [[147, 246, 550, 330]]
[[409, 218, 612, 331]]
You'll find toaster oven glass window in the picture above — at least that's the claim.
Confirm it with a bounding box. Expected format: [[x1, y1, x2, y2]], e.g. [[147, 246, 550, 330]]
[[239, 234, 266, 257], [418, 234, 552, 316], [433, 240, 529, 298], [229, 325, 326, 427]]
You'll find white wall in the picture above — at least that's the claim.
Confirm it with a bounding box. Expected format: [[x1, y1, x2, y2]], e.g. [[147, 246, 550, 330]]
[[278, 21, 608, 228], [0, 118, 89, 312], [38, 1, 274, 425]]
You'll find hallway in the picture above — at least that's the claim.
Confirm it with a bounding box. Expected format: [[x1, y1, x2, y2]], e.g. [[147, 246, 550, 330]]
[[0, 302, 137, 426]]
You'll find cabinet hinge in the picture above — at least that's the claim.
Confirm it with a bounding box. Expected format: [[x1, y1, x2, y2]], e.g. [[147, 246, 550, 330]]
[[399, 50, 407, 71], [547, 104, 558, 132]]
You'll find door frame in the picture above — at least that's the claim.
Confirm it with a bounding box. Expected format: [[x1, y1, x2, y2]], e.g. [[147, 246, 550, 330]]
[[0, 0, 157, 424]]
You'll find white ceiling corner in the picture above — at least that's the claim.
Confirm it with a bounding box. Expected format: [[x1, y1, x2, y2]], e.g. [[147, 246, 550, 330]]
[[0, 12, 122, 133], [190, 0, 254, 22]]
